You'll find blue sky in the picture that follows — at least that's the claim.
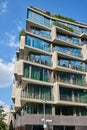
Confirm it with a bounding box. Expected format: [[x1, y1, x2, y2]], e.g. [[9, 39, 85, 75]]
[[0, 0, 87, 107]]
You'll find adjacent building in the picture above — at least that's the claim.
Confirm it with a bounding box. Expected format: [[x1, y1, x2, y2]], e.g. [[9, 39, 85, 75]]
[[12, 6, 87, 130]]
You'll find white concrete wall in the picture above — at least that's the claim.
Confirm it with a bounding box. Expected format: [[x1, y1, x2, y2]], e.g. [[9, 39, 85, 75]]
[[53, 82, 59, 102], [19, 36, 25, 49], [51, 26, 56, 41], [52, 51, 58, 68], [14, 60, 23, 76], [82, 44, 87, 61], [15, 87, 22, 108]]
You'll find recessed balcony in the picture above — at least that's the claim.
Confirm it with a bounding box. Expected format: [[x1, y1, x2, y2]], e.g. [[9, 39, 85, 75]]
[[60, 95, 87, 104], [57, 61, 85, 74], [29, 55, 52, 67], [53, 37, 81, 49], [52, 46, 82, 59], [21, 91, 53, 103], [54, 72, 86, 87]]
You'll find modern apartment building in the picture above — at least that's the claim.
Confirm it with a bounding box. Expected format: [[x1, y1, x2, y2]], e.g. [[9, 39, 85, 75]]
[[12, 6, 87, 130]]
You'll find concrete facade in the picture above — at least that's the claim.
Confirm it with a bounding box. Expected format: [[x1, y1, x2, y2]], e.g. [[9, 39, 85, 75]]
[[12, 6, 87, 130]]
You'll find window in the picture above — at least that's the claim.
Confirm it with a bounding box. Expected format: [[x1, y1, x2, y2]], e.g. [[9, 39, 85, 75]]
[[26, 35, 31, 46], [27, 10, 50, 27], [26, 35, 51, 52], [44, 17, 50, 27], [34, 12, 44, 25], [31, 26, 50, 39], [27, 10, 33, 20], [24, 64, 29, 78], [60, 87, 72, 101]]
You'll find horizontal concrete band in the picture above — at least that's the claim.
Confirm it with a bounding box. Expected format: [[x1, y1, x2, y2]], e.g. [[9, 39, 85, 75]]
[[14, 114, 87, 128]]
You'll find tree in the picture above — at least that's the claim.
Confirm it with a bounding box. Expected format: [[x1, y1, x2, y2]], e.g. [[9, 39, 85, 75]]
[[0, 106, 8, 130], [19, 29, 25, 40]]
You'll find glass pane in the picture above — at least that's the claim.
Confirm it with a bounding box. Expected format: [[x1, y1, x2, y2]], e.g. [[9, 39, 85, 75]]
[[24, 64, 29, 78]]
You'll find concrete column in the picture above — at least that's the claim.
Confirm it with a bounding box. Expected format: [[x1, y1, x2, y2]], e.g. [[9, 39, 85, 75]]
[[73, 107, 76, 116], [82, 44, 87, 61], [20, 36, 25, 49], [51, 71, 54, 83], [52, 106, 55, 116], [60, 107, 62, 115], [51, 26, 56, 41], [72, 90, 75, 102], [52, 51, 58, 68], [70, 74, 73, 85], [53, 83, 60, 102]]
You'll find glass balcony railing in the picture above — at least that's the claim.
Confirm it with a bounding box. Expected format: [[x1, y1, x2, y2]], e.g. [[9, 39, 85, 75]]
[[58, 61, 69, 68], [52, 47, 82, 58], [30, 27, 51, 39], [55, 76, 86, 87], [21, 91, 52, 101], [60, 95, 87, 103], [71, 65, 84, 71], [26, 35, 51, 52], [27, 10, 50, 28], [29, 56, 52, 66], [58, 61, 84, 72], [59, 78, 71, 84], [74, 96, 87, 103], [72, 80, 86, 87], [60, 95, 72, 102], [57, 35, 81, 46]]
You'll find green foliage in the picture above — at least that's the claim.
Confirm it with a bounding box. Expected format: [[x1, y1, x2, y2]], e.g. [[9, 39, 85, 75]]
[[52, 14, 76, 23], [33, 7, 50, 16], [0, 106, 8, 130], [19, 29, 25, 40], [54, 21, 74, 32]]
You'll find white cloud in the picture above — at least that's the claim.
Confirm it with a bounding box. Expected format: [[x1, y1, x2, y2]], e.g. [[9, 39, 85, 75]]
[[5, 32, 19, 48], [0, 57, 15, 88], [0, 100, 10, 109], [0, 1, 8, 14], [17, 21, 23, 31]]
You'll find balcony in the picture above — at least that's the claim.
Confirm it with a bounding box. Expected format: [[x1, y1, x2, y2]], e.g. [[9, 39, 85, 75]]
[[28, 27, 51, 40], [60, 95, 87, 104], [25, 35, 51, 53], [53, 38, 81, 49], [29, 55, 52, 67], [55, 76, 86, 87], [82, 44, 87, 61], [57, 35, 81, 47], [58, 61, 84, 73], [21, 91, 52, 101], [52, 47, 82, 59], [24, 64, 54, 84]]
